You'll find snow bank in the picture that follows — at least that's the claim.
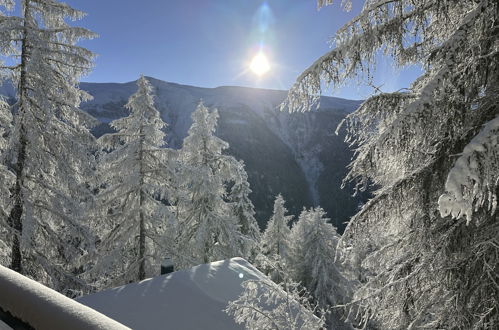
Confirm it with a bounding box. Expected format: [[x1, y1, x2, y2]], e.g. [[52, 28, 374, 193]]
[[0, 265, 129, 330], [77, 257, 267, 330]]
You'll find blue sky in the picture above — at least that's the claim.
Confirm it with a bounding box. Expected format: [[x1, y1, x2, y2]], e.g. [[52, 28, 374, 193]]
[[63, 0, 421, 100]]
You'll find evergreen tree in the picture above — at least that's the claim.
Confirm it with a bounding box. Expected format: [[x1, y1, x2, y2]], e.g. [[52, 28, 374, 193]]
[[0, 0, 96, 293], [226, 257, 326, 330], [229, 160, 261, 261], [0, 98, 13, 266], [260, 194, 292, 260], [89, 76, 175, 287], [287, 208, 349, 315], [283, 0, 498, 328], [175, 102, 242, 269], [257, 194, 292, 281]]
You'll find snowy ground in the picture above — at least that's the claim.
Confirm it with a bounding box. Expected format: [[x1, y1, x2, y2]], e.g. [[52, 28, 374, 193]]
[[77, 258, 267, 330]]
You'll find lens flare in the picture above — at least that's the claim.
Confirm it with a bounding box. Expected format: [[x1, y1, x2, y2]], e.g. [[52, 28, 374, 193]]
[[250, 52, 270, 76]]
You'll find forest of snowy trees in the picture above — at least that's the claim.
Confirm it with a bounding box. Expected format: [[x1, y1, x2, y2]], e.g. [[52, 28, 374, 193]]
[[0, 0, 498, 329], [282, 0, 498, 329]]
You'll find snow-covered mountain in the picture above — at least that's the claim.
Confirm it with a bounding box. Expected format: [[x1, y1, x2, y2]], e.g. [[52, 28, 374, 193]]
[[0, 77, 364, 231], [79, 77, 364, 232]]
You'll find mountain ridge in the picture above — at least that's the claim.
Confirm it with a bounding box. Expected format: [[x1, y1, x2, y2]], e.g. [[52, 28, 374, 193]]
[[80, 77, 366, 232], [0, 77, 365, 232]]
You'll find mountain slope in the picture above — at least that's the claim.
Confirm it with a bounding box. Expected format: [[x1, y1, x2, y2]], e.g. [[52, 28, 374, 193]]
[[80, 77, 364, 232], [0, 78, 364, 232]]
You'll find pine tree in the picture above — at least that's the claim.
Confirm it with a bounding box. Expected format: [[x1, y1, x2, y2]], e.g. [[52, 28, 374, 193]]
[[226, 257, 326, 330], [175, 102, 242, 269], [287, 208, 349, 317], [260, 194, 292, 260], [257, 194, 292, 282], [0, 0, 96, 293], [229, 160, 261, 261], [89, 76, 175, 287], [0, 97, 13, 266], [283, 0, 498, 328]]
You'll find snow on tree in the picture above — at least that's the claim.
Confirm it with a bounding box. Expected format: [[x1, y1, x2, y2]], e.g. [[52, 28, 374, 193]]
[[257, 194, 292, 282], [228, 160, 261, 261], [0, 98, 13, 266], [260, 194, 292, 260], [287, 207, 349, 310], [174, 102, 243, 269], [282, 0, 498, 328], [225, 256, 326, 330], [0, 0, 97, 294], [438, 115, 499, 224], [88, 76, 175, 287]]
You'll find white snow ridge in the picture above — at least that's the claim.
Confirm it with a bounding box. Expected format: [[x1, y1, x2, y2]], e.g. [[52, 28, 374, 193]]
[[0, 265, 129, 330]]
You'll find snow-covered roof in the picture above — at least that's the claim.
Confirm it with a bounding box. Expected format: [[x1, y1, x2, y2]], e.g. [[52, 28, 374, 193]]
[[77, 258, 266, 330], [0, 265, 129, 330]]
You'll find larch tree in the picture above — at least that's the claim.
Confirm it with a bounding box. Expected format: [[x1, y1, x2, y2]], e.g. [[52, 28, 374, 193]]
[[287, 207, 349, 310], [0, 0, 97, 293], [88, 76, 175, 287], [0, 98, 13, 266], [174, 102, 242, 269], [283, 0, 498, 328], [260, 194, 292, 260], [228, 160, 261, 261], [226, 255, 327, 330], [257, 194, 292, 281]]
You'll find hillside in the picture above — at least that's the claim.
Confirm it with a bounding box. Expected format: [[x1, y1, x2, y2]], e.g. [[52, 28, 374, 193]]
[[0, 78, 365, 232]]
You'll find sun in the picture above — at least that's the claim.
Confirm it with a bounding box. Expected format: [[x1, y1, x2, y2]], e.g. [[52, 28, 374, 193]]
[[250, 52, 270, 76]]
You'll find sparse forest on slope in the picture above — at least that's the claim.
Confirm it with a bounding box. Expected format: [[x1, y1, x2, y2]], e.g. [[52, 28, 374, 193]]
[[76, 79, 366, 232]]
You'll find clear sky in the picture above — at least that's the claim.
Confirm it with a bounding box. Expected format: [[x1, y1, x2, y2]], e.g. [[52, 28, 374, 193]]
[[63, 0, 422, 100]]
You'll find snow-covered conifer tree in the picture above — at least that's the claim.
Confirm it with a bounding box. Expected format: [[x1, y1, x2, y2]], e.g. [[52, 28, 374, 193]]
[[89, 76, 175, 287], [257, 194, 292, 281], [229, 160, 261, 260], [175, 102, 242, 269], [260, 194, 292, 260], [287, 208, 349, 317], [283, 0, 498, 328], [226, 258, 326, 330], [0, 98, 13, 266], [0, 0, 97, 293]]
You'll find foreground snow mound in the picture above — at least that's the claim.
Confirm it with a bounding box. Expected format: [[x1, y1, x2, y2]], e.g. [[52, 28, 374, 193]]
[[0, 265, 129, 330], [77, 257, 266, 330]]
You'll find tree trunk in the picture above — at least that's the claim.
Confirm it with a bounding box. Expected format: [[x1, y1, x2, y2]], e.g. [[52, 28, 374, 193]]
[[8, 1, 32, 273], [7, 128, 26, 272], [138, 190, 146, 280], [138, 125, 146, 281]]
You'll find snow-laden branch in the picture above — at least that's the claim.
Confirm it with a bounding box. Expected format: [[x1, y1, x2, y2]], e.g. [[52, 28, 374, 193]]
[[438, 114, 499, 224]]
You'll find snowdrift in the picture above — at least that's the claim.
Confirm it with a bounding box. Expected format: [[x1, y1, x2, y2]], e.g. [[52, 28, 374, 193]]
[[77, 257, 267, 330]]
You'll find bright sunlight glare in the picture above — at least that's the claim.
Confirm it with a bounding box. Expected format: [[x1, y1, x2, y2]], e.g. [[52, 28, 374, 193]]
[[250, 52, 270, 76]]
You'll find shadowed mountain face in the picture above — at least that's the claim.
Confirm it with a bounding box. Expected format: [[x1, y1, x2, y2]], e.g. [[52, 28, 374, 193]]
[[79, 77, 365, 232], [0, 77, 365, 232]]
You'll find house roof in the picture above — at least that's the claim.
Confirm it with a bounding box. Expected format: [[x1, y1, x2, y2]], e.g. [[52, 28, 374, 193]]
[[77, 258, 266, 330]]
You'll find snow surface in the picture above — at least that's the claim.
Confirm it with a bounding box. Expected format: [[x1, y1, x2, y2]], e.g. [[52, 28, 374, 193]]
[[0, 265, 129, 330], [77, 257, 268, 330], [0, 319, 11, 330]]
